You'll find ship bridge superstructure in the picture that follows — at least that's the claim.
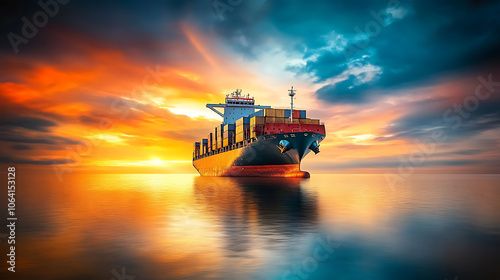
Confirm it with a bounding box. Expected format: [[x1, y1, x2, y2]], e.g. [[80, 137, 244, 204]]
[[206, 89, 271, 124]]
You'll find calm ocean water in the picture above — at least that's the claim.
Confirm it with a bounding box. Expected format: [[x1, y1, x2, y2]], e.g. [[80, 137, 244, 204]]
[[1, 173, 500, 279]]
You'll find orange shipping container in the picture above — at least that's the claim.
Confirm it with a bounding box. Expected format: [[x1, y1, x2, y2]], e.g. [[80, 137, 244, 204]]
[[275, 117, 286, 123], [264, 108, 275, 117], [250, 116, 265, 125], [275, 109, 285, 118], [236, 132, 244, 143], [266, 117, 276, 123]]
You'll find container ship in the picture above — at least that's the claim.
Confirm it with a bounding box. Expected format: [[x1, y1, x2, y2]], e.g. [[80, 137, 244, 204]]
[[192, 87, 326, 178]]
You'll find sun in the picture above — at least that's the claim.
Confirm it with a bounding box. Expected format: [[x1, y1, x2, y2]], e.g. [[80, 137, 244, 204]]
[[148, 158, 165, 165]]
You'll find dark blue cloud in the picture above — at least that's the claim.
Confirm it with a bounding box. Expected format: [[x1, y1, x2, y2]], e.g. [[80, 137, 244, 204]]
[[0, 133, 81, 145], [10, 144, 32, 150], [185, 0, 499, 104], [0, 116, 57, 132], [0, 0, 207, 63], [0, 113, 81, 146], [0, 153, 74, 165], [3, 0, 499, 77], [382, 86, 500, 143], [299, 0, 500, 103], [164, 0, 500, 104], [316, 76, 373, 103]]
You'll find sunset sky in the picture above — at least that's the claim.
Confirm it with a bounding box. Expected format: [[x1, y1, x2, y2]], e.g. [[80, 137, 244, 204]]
[[1, 0, 499, 175]]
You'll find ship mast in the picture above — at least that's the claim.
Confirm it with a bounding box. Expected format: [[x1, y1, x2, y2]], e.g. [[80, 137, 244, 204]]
[[288, 86, 296, 122]]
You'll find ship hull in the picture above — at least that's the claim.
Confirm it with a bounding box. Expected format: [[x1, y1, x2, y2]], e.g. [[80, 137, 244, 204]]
[[193, 132, 324, 177]]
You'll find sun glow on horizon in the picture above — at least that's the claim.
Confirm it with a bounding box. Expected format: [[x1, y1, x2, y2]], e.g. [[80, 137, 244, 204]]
[[348, 134, 376, 144], [90, 159, 192, 167]]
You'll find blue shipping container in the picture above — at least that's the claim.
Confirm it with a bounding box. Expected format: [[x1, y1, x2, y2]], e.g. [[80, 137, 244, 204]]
[[250, 110, 264, 117], [224, 124, 235, 131]]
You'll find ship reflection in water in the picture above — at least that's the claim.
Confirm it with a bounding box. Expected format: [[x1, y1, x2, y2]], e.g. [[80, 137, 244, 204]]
[[2, 174, 500, 279]]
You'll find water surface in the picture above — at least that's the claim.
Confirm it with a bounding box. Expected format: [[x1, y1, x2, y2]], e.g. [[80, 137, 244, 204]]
[[1, 173, 500, 279]]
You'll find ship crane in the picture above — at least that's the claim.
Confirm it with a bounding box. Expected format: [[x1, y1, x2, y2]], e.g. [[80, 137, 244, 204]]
[[288, 86, 296, 122]]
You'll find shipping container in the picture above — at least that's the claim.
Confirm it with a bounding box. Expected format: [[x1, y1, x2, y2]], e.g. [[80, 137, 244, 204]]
[[208, 133, 213, 147], [275, 117, 286, 123], [265, 117, 276, 123], [250, 116, 265, 126], [292, 110, 300, 119], [202, 138, 208, 154], [284, 109, 291, 118], [235, 117, 250, 126], [235, 132, 244, 143], [223, 123, 235, 132], [309, 119, 320, 125], [223, 130, 235, 140], [299, 118, 308, 124], [244, 126, 250, 140], [250, 124, 264, 138], [250, 109, 264, 118], [235, 125, 243, 135], [223, 137, 234, 147], [193, 142, 200, 157], [275, 109, 285, 118], [236, 123, 249, 135], [299, 110, 306, 118], [217, 124, 224, 136], [235, 125, 250, 141], [214, 127, 218, 143], [264, 108, 275, 117]]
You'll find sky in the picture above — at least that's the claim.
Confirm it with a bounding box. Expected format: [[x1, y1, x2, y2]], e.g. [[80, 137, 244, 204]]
[[1, 0, 499, 175]]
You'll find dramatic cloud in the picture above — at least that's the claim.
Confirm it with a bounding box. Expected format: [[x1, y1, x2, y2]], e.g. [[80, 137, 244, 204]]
[[207, 0, 500, 104], [1, 0, 499, 173], [0, 116, 57, 132]]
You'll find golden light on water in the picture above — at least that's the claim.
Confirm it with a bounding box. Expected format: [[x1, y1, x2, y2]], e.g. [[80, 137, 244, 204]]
[[9, 173, 500, 279]]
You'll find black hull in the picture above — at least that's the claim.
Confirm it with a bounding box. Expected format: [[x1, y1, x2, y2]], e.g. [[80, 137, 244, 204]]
[[193, 132, 325, 177]]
